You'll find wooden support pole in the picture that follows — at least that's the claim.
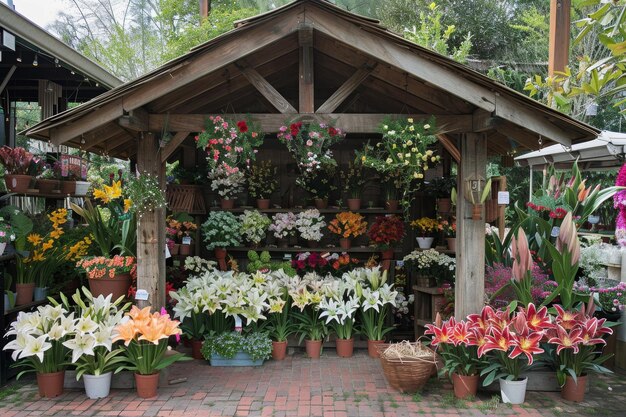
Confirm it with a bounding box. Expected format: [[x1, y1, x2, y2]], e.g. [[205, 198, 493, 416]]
[[136, 132, 166, 311], [455, 133, 487, 319], [549, 0, 571, 77], [299, 26, 315, 113]]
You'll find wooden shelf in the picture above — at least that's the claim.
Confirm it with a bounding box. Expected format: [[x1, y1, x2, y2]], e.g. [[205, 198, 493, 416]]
[[211, 207, 403, 214], [4, 299, 49, 316], [2, 191, 80, 199], [228, 246, 401, 253], [413, 285, 444, 295]]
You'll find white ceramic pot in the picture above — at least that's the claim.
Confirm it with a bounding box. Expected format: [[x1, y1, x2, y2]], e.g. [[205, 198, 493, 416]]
[[73, 181, 91, 197], [499, 377, 528, 404], [84, 372, 112, 399], [0, 242, 6, 256], [416, 237, 435, 249], [33, 287, 48, 301]]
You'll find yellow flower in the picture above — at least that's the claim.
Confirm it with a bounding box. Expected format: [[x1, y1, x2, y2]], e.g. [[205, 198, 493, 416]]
[[424, 124, 431, 129], [31, 251, 45, 261], [407, 118, 414, 123], [361, 156, 366, 162], [407, 140, 413, 146], [392, 144, 397, 149], [27, 233, 43, 246], [50, 228, 64, 240], [41, 240, 54, 252], [94, 181, 122, 204], [409, 126, 414, 132], [431, 157, 437, 163], [386, 158, 392, 164], [124, 199, 133, 213]]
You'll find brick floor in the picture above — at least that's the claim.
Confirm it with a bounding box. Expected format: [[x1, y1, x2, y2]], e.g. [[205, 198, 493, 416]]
[[0, 349, 624, 417]]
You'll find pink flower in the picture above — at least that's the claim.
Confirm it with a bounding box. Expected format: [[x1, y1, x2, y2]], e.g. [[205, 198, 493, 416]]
[[306, 140, 313, 146]]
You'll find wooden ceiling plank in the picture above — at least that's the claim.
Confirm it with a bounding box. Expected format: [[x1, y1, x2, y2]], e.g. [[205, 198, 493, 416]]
[[161, 132, 191, 163], [82, 124, 127, 151], [149, 113, 472, 133], [316, 63, 375, 114], [237, 64, 297, 113], [299, 25, 315, 113]]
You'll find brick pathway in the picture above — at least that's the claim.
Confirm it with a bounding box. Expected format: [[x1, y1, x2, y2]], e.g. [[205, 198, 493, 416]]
[[0, 349, 624, 417]]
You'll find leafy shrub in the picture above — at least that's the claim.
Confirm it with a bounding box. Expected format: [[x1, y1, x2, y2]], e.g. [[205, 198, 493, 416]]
[[201, 331, 272, 361]]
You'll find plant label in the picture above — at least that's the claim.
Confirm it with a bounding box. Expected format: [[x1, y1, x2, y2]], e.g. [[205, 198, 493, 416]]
[[135, 289, 149, 301], [234, 316, 242, 332], [551, 226, 560, 237], [182, 236, 192, 245], [165, 244, 171, 259], [497, 191, 510, 205]]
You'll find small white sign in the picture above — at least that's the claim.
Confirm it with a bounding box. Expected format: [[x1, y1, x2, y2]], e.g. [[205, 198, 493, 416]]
[[396, 260, 404, 268], [165, 244, 171, 259], [497, 191, 510, 205], [234, 316, 243, 332], [135, 289, 149, 301], [182, 236, 192, 245], [283, 253, 292, 260], [551, 226, 560, 237]]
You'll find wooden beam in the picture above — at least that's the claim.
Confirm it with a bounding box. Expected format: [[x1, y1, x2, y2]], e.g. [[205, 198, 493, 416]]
[[136, 132, 166, 311], [549, 0, 571, 77], [149, 113, 473, 133], [49, 100, 125, 146], [472, 109, 498, 132], [455, 132, 487, 318], [161, 132, 190, 163], [299, 26, 315, 113], [316, 63, 375, 113], [306, 7, 496, 112], [80, 124, 127, 151], [438, 134, 460, 162], [237, 63, 297, 113], [118, 108, 149, 131]]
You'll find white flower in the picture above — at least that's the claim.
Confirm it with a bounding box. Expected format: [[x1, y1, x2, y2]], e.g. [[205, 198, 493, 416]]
[[20, 335, 51, 363], [3, 333, 28, 361], [93, 325, 114, 351], [75, 317, 99, 334], [63, 333, 97, 363]]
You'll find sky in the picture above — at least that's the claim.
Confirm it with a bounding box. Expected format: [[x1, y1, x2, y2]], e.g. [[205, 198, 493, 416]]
[[5, 0, 65, 29]]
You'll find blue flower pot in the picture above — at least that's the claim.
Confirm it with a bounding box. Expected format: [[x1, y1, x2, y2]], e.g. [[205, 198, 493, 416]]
[[210, 352, 264, 367]]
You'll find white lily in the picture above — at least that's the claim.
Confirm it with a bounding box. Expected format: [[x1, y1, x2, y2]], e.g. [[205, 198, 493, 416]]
[[63, 332, 97, 363], [20, 334, 51, 363], [3, 333, 28, 361], [75, 317, 99, 334]]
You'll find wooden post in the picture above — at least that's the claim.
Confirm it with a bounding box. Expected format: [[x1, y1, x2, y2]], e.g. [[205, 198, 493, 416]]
[[136, 132, 166, 310], [299, 26, 314, 113], [455, 133, 487, 319], [549, 0, 571, 76]]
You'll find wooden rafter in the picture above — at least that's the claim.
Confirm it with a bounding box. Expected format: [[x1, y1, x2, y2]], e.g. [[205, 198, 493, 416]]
[[161, 132, 190, 163], [237, 62, 297, 113], [316, 63, 375, 113], [299, 25, 315, 113], [438, 134, 460, 162]]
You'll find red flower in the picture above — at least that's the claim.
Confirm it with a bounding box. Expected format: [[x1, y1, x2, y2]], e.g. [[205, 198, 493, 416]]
[[509, 332, 544, 365], [452, 320, 475, 346], [523, 303, 551, 332], [553, 305, 581, 330], [547, 323, 583, 354], [328, 126, 338, 136], [467, 305, 496, 332], [479, 326, 517, 357], [290, 122, 302, 136], [425, 317, 456, 347], [579, 317, 611, 346], [237, 120, 248, 133]]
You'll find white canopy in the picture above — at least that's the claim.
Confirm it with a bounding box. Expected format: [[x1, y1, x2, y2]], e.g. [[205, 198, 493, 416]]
[[515, 131, 626, 170]]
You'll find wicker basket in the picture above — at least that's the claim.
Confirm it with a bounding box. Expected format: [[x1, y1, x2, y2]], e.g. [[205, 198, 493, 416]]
[[377, 342, 437, 393]]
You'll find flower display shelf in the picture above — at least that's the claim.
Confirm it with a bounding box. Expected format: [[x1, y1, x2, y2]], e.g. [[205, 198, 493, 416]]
[[412, 285, 446, 338], [215, 207, 403, 214], [227, 246, 402, 253], [2, 190, 80, 199], [166, 184, 206, 215]]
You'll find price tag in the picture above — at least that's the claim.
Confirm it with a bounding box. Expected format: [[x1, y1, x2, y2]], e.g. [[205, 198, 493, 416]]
[[497, 191, 510, 205], [135, 289, 149, 301], [396, 260, 404, 268], [234, 316, 243, 332], [165, 244, 171, 259], [551, 226, 560, 237], [182, 236, 192, 245], [283, 253, 292, 260]]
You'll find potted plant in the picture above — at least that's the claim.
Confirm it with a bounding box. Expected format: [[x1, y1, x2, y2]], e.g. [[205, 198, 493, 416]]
[[545, 305, 613, 402], [319, 292, 359, 358], [438, 218, 456, 252], [0, 146, 37, 193], [263, 292, 298, 361], [170, 286, 210, 360], [55, 287, 130, 399], [0, 214, 15, 256], [3, 273, 16, 313], [1, 206, 34, 305], [201, 211, 241, 270], [246, 251, 296, 276], [277, 121, 345, 208], [239, 210, 271, 247], [290, 282, 328, 359], [358, 117, 441, 215], [75, 255, 136, 300], [353, 267, 397, 358], [425, 177, 457, 213], [327, 212, 367, 250], [410, 217, 438, 248], [166, 214, 197, 256], [478, 304, 546, 405], [425, 314, 488, 399], [403, 249, 456, 288], [295, 209, 326, 248], [113, 306, 189, 398], [466, 178, 492, 221], [208, 165, 245, 209], [367, 215, 405, 268], [36, 164, 60, 194], [269, 212, 297, 247], [3, 303, 75, 397], [201, 331, 272, 366], [247, 161, 278, 209], [341, 160, 367, 211]]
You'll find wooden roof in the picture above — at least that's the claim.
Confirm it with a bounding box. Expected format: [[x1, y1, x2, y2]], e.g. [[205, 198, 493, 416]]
[[24, 0, 599, 159]]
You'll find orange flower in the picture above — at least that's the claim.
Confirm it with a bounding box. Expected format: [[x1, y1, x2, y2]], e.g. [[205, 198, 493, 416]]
[[113, 320, 139, 346], [128, 305, 152, 325], [137, 318, 168, 345], [328, 212, 367, 238]]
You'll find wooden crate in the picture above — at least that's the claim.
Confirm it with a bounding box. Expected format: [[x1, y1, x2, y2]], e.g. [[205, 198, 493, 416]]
[[166, 184, 206, 214]]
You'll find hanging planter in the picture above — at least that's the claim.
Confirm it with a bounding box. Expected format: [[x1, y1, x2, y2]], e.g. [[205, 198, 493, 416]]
[[416, 237, 434, 249]]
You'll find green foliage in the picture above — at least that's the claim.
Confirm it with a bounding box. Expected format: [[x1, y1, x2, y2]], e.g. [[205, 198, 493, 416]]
[[246, 250, 295, 276], [201, 211, 242, 249], [201, 331, 272, 361]]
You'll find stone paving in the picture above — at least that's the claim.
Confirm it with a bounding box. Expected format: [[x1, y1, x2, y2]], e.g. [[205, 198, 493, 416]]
[[0, 348, 624, 417]]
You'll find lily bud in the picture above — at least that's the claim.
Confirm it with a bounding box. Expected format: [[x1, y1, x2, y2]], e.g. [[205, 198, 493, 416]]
[[578, 186, 590, 202], [557, 212, 580, 265], [586, 296, 596, 318], [577, 179, 587, 193], [435, 312, 442, 328], [513, 311, 529, 336], [512, 229, 532, 281]]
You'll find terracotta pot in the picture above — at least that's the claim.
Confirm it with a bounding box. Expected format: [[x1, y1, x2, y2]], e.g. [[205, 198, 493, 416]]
[[179, 244, 192, 256], [561, 375, 587, 402], [272, 340, 288, 361], [36, 371, 65, 398], [305, 339, 322, 359], [220, 199, 235, 209], [385, 200, 399, 211], [88, 273, 131, 300], [191, 339, 204, 360], [60, 180, 76, 195], [347, 198, 361, 211], [134, 373, 160, 399], [256, 199, 270, 210], [314, 198, 328, 209], [381, 249, 394, 260], [307, 240, 319, 248], [4, 174, 33, 193], [170, 243, 180, 255], [214, 247, 228, 271], [339, 238, 351, 250], [452, 373, 479, 399], [471, 204, 483, 221], [437, 198, 452, 213], [335, 338, 354, 358], [15, 283, 35, 306], [367, 340, 385, 358], [36, 179, 59, 194], [446, 238, 456, 252]]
